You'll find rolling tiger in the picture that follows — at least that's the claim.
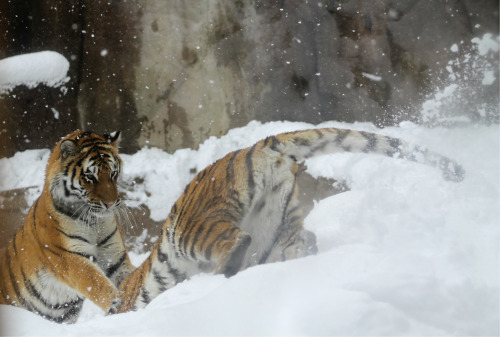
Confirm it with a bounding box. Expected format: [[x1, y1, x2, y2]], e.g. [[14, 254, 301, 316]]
[[0, 130, 135, 323], [116, 127, 464, 312]]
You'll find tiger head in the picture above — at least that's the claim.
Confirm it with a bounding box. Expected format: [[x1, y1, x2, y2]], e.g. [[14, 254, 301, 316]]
[[46, 130, 124, 220]]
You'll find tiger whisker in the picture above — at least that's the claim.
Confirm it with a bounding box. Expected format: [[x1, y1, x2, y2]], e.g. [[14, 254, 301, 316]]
[[71, 203, 87, 220], [116, 203, 139, 237], [114, 206, 128, 232]]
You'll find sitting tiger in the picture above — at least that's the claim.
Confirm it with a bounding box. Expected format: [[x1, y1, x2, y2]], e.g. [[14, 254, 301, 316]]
[[0, 130, 135, 323], [0, 127, 465, 322]]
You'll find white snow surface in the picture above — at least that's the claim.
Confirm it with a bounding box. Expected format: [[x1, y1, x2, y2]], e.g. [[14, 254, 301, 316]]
[[0, 51, 70, 94], [0, 119, 498, 336]]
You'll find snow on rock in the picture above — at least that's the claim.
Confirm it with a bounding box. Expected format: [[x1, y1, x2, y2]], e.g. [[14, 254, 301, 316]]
[[0, 51, 70, 94], [0, 119, 498, 336]]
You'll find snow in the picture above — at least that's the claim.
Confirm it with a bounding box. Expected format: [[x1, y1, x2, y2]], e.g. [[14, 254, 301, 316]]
[[482, 70, 496, 85], [361, 72, 382, 82], [421, 84, 459, 123], [472, 33, 500, 56], [421, 34, 499, 124], [0, 149, 50, 192], [0, 51, 70, 94], [0, 119, 498, 336]]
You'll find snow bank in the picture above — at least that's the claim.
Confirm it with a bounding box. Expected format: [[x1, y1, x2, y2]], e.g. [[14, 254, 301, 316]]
[[0, 51, 70, 94], [0, 120, 498, 336]]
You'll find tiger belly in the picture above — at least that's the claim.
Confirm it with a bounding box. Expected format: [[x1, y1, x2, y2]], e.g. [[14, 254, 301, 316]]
[[238, 153, 298, 268]]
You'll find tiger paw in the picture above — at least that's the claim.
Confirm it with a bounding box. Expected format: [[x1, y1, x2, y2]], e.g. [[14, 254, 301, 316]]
[[280, 230, 318, 261], [107, 297, 123, 315], [300, 230, 318, 256]]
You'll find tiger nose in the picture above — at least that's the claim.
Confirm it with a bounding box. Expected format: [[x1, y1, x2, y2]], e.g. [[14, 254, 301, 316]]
[[102, 201, 115, 209]]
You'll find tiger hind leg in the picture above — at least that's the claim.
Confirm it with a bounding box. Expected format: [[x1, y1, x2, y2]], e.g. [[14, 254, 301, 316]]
[[213, 231, 252, 277], [173, 219, 252, 277]]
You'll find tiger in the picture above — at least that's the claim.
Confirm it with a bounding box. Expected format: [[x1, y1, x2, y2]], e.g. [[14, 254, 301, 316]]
[[115, 127, 464, 313], [0, 130, 135, 323]]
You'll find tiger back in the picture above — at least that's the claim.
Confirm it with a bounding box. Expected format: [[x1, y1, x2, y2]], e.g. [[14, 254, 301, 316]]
[[0, 130, 135, 323]]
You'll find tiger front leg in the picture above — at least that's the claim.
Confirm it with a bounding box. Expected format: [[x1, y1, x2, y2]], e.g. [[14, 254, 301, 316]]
[[69, 264, 123, 314], [70, 264, 123, 314], [47, 252, 123, 314]]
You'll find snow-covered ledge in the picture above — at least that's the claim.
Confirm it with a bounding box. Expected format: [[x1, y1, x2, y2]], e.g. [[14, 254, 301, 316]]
[[0, 51, 70, 94]]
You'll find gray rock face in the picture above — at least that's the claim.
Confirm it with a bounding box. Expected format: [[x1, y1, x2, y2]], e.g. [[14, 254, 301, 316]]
[[0, 0, 498, 156]]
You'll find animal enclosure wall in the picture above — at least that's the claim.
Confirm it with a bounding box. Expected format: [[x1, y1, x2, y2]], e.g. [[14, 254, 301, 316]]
[[0, 0, 498, 157]]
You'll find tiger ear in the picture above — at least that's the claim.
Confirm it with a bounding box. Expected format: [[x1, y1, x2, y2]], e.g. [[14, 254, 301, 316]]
[[60, 139, 77, 159], [104, 131, 121, 147]]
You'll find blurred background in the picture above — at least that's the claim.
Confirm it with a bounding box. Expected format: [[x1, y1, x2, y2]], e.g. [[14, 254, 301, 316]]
[[0, 0, 498, 158]]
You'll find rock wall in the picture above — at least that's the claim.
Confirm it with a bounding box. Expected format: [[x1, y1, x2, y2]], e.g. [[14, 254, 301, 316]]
[[0, 0, 498, 156]]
